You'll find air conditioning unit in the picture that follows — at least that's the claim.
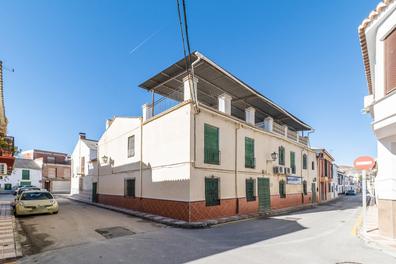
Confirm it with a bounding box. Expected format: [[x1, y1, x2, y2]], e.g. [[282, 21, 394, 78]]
[[285, 167, 291, 175], [0, 163, 7, 175]]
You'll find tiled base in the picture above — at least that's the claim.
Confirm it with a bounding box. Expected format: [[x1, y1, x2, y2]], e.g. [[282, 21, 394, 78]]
[[98, 193, 314, 222]]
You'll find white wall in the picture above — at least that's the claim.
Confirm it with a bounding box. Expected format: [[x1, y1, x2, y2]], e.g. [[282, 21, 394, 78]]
[[6, 168, 42, 188]]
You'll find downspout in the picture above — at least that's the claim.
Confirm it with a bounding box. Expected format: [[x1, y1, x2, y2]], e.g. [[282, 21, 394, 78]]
[[140, 117, 143, 203], [234, 124, 240, 215], [190, 56, 201, 112]]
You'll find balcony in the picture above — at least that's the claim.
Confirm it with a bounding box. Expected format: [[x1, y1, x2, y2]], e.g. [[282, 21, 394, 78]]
[[204, 149, 220, 165], [245, 157, 256, 169]]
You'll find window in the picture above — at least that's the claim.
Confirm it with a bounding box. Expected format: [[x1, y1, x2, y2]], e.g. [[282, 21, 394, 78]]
[[47, 156, 55, 163], [124, 179, 135, 197], [312, 161, 315, 170], [385, 28, 396, 94], [290, 151, 296, 174], [245, 178, 256, 201], [303, 180, 307, 195], [303, 154, 307, 170], [128, 135, 135, 158], [245, 137, 255, 168], [278, 146, 285, 165], [324, 160, 328, 177], [328, 183, 331, 192], [20, 181, 32, 186], [48, 168, 56, 178], [204, 124, 220, 165], [279, 180, 286, 198], [22, 170, 30, 180], [205, 177, 220, 206], [63, 168, 71, 178]]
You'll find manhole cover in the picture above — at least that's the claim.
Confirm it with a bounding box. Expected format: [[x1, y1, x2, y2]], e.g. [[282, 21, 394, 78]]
[[95, 226, 135, 239]]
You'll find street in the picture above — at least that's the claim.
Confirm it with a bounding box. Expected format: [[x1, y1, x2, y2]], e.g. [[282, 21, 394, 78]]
[[16, 195, 396, 264]]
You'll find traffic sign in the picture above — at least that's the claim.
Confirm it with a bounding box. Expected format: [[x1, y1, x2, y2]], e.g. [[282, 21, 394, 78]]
[[354, 156, 375, 170]]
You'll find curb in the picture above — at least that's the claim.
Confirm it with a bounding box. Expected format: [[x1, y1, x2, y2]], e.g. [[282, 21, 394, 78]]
[[61, 195, 326, 229], [359, 231, 396, 258]]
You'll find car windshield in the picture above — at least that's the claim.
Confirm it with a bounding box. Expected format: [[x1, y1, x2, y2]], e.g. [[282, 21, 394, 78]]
[[18, 188, 40, 195], [21, 192, 53, 200]]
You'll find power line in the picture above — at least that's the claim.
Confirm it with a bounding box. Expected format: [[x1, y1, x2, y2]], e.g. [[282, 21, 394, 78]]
[[176, 0, 189, 73]]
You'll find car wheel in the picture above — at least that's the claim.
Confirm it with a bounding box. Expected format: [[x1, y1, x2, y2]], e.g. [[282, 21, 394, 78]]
[[53, 211, 58, 214]]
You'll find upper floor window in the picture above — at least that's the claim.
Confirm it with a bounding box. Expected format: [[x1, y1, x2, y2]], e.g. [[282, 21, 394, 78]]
[[128, 135, 135, 158], [290, 151, 296, 174], [245, 137, 255, 168], [385, 28, 396, 95], [312, 161, 315, 170], [204, 124, 220, 165], [47, 156, 55, 163], [324, 159, 328, 177], [302, 154, 307, 170], [278, 146, 285, 165]]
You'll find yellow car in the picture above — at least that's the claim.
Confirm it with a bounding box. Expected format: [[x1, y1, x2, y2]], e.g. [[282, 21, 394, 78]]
[[15, 190, 59, 216]]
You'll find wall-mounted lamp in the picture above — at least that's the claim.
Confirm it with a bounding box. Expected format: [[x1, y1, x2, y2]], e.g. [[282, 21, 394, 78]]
[[101, 155, 108, 164], [271, 152, 278, 161]]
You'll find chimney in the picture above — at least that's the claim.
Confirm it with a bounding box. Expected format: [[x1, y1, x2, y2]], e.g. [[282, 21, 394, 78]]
[[183, 74, 198, 101], [218, 93, 232, 115], [142, 103, 153, 122], [79, 132, 86, 139], [245, 107, 255, 125], [106, 119, 113, 129]]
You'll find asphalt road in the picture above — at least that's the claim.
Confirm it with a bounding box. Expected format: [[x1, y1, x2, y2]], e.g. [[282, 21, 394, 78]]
[[17, 195, 396, 264]]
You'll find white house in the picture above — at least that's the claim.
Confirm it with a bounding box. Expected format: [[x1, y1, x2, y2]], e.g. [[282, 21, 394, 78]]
[[94, 51, 318, 222], [359, 0, 396, 238], [70, 133, 98, 200], [5, 158, 42, 190]]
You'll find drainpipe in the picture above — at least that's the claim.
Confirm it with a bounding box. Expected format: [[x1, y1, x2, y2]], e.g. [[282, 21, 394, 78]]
[[140, 117, 143, 202], [190, 56, 201, 112], [234, 124, 240, 215]]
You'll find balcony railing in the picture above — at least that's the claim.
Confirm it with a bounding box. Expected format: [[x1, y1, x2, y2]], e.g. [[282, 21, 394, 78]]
[[0, 136, 15, 157], [245, 157, 256, 169], [204, 149, 220, 165], [273, 122, 285, 136], [287, 129, 298, 141]]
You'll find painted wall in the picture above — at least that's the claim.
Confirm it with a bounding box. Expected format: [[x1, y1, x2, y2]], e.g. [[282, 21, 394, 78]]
[[7, 167, 41, 188]]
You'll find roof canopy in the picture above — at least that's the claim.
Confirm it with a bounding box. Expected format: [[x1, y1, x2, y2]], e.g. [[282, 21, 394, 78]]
[[139, 51, 312, 131]]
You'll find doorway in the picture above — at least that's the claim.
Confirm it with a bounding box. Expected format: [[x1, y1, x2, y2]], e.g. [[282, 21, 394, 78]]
[[257, 178, 271, 213]]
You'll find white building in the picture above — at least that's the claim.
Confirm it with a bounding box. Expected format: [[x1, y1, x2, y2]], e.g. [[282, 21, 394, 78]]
[[71, 133, 98, 200], [5, 158, 42, 190], [359, 0, 396, 238], [93, 52, 318, 222]]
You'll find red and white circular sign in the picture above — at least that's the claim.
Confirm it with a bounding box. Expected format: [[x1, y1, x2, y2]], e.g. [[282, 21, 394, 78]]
[[354, 156, 375, 170]]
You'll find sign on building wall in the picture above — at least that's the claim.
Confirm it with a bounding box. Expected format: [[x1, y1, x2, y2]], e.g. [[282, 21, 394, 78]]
[[287, 176, 302, 185]]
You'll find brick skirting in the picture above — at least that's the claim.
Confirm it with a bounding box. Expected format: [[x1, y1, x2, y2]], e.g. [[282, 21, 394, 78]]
[[98, 193, 314, 222]]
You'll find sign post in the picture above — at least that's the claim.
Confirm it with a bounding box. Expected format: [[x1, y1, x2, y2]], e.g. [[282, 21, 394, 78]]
[[354, 156, 375, 234]]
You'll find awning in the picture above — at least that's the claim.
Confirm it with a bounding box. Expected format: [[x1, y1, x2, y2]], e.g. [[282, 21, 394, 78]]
[[139, 51, 312, 131]]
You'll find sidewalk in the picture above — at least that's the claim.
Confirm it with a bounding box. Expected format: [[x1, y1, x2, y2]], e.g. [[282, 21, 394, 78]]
[[62, 194, 321, 228], [359, 205, 396, 257], [0, 201, 22, 261]]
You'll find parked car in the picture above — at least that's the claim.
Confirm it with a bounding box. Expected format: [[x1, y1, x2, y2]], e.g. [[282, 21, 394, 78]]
[[13, 185, 35, 196], [14, 190, 59, 216], [346, 189, 356, 195]]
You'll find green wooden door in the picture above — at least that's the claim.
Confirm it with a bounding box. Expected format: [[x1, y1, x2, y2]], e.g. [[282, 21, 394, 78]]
[[258, 178, 270, 213], [92, 182, 98, 203], [312, 183, 317, 203]]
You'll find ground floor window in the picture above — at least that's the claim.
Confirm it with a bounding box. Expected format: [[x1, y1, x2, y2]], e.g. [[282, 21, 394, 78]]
[[279, 180, 286, 198], [303, 180, 307, 195], [124, 179, 135, 197], [205, 177, 220, 206], [20, 181, 32, 186], [245, 178, 256, 201], [4, 183, 11, 190]]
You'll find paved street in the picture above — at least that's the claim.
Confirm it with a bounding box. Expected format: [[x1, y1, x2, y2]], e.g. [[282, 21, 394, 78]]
[[16, 195, 396, 264]]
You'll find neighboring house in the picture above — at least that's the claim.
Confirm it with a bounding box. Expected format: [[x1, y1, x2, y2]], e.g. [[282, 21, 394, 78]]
[[21, 149, 71, 193], [5, 158, 42, 190], [94, 52, 318, 222], [70, 133, 98, 199], [313, 148, 335, 202], [0, 61, 15, 176], [331, 163, 339, 199], [359, 0, 396, 239], [337, 169, 346, 194]]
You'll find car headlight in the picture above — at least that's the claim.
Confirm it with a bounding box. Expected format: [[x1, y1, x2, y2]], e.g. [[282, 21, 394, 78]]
[[18, 202, 25, 207], [50, 200, 56, 205]]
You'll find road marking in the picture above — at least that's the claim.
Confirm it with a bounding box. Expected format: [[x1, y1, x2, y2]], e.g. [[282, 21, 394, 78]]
[[351, 212, 363, 236]]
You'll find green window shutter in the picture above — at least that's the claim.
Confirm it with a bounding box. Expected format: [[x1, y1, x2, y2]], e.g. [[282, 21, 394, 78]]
[[279, 180, 286, 198], [22, 170, 30, 180], [290, 152, 296, 174], [205, 177, 220, 206], [245, 137, 255, 168], [246, 179, 256, 201], [20, 181, 31, 186], [125, 179, 135, 197], [204, 124, 220, 165], [128, 135, 135, 158], [303, 180, 307, 195], [278, 146, 285, 165]]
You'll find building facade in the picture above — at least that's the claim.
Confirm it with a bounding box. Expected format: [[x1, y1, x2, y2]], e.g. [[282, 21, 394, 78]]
[[94, 52, 318, 222], [5, 158, 42, 190], [359, 0, 396, 238], [313, 149, 335, 202], [22, 149, 71, 193], [70, 133, 98, 199]]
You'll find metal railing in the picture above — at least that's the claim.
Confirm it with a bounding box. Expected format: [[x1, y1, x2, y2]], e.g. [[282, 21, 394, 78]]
[[245, 157, 256, 169], [204, 149, 220, 165]]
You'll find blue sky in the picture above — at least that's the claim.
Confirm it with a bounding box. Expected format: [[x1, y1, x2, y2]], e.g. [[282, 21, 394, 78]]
[[0, 0, 378, 165]]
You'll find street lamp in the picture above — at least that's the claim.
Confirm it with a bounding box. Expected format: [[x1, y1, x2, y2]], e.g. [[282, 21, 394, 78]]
[[101, 155, 108, 164]]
